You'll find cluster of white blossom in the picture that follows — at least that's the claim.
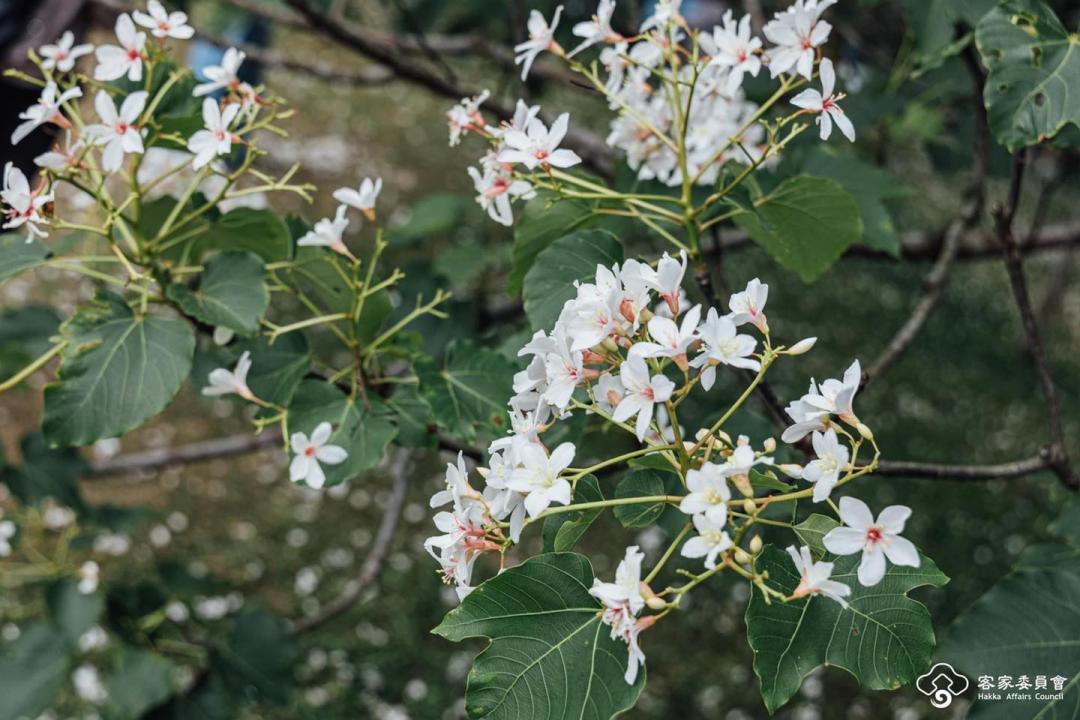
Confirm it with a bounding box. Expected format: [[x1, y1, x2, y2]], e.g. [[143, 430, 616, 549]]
[[441, 0, 854, 227], [425, 250, 919, 683]]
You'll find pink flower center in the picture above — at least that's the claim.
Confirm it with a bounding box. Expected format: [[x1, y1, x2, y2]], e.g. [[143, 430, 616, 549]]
[[800, 37, 812, 50], [57, 50, 68, 59], [822, 97, 836, 111], [127, 48, 140, 61], [535, 149, 550, 161], [866, 527, 883, 545], [115, 121, 129, 134], [159, 21, 170, 31], [303, 446, 317, 457], [737, 49, 748, 62]]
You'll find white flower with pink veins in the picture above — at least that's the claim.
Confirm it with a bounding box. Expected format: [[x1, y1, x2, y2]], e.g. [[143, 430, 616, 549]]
[[763, 0, 835, 79], [289, 422, 348, 490], [498, 113, 582, 170], [790, 58, 854, 142], [514, 5, 563, 80], [93, 14, 146, 82], [612, 355, 675, 441], [823, 497, 920, 586], [786, 544, 850, 606], [2, 162, 53, 241]]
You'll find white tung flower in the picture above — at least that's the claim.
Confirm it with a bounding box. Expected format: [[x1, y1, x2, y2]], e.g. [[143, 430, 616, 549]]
[[640, 0, 682, 32], [612, 355, 675, 441], [679, 462, 731, 524], [498, 113, 582, 170], [786, 544, 849, 606], [297, 205, 352, 257], [202, 350, 254, 400], [763, 0, 835, 79], [639, 251, 687, 315], [726, 277, 769, 333], [334, 177, 382, 221], [700, 10, 762, 95], [289, 422, 349, 490], [590, 545, 649, 685], [681, 513, 732, 569], [85, 90, 148, 173], [691, 307, 759, 390], [193, 47, 247, 97], [790, 58, 854, 142], [570, 0, 621, 56], [77, 560, 100, 595], [782, 359, 862, 443], [39, 31, 93, 73], [2, 162, 53, 241], [133, 0, 195, 39], [514, 5, 563, 80], [12, 82, 82, 146], [35, 132, 85, 172], [801, 428, 849, 502], [507, 442, 575, 517], [187, 98, 240, 170], [631, 303, 701, 369], [447, 90, 490, 146], [467, 165, 534, 226], [93, 14, 146, 82], [823, 496, 920, 586]]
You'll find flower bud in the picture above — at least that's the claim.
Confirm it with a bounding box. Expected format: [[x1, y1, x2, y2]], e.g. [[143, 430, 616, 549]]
[[601, 337, 620, 354], [763, 437, 776, 453], [787, 337, 817, 355], [749, 535, 763, 555], [734, 547, 752, 566], [744, 498, 758, 515], [777, 463, 803, 478], [856, 422, 874, 440], [716, 430, 732, 446], [645, 595, 667, 610]]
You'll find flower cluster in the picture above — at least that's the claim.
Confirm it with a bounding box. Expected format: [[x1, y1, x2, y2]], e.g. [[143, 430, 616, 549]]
[[443, 0, 855, 229], [426, 250, 916, 683]]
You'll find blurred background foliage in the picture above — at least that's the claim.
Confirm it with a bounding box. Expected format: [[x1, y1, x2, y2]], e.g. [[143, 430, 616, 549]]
[[1, 0, 1079, 718]]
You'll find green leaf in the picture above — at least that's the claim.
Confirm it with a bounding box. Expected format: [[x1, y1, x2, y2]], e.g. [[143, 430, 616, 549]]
[[195, 208, 293, 263], [43, 291, 195, 446], [523, 230, 623, 332], [802, 148, 909, 256], [238, 334, 311, 407], [167, 251, 269, 336], [746, 544, 948, 713], [216, 609, 296, 704], [976, 0, 1080, 151], [748, 467, 795, 493], [0, 305, 61, 385], [509, 192, 597, 296], [939, 543, 1080, 719], [0, 433, 87, 512], [416, 341, 516, 441], [433, 553, 645, 719], [286, 247, 354, 314], [104, 647, 176, 720], [385, 384, 437, 449], [46, 578, 105, 646], [388, 193, 477, 246], [0, 234, 50, 283], [793, 513, 841, 558], [286, 380, 397, 485], [1048, 495, 1080, 546], [0, 623, 70, 720], [613, 469, 669, 528], [356, 286, 393, 345], [734, 175, 862, 282], [542, 475, 604, 552], [906, 0, 997, 67]]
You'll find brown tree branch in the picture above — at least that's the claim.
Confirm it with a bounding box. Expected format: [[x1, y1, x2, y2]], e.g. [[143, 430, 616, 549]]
[[290, 447, 411, 634], [872, 454, 1054, 480], [86, 431, 283, 476], [994, 151, 1077, 490]]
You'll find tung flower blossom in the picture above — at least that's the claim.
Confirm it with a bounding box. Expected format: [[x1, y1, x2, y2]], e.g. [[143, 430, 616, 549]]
[[447, 90, 490, 146], [202, 351, 254, 400], [85, 90, 148, 173], [763, 0, 835, 79], [289, 422, 349, 490], [801, 428, 849, 502], [35, 132, 85, 172], [790, 58, 854, 142], [507, 441, 575, 517], [692, 308, 760, 390], [94, 14, 146, 82], [514, 5, 563, 80], [786, 544, 850, 606], [681, 513, 732, 569], [187, 98, 239, 170], [11, 82, 82, 146], [193, 47, 248, 97], [298, 205, 353, 258], [333, 177, 382, 221], [467, 165, 534, 226], [570, 0, 621, 56], [133, 0, 195, 39], [700, 10, 762, 95], [631, 303, 701, 370], [590, 545, 649, 685], [612, 355, 675, 441], [498, 113, 582, 170], [823, 496, 919, 586], [782, 358, 862, 443], [726, 277, 769, 333], [2, 162, 53, 240], [680, 462, 731, 524], [39, 31, 93, 73], [639, 251, 687, 315]]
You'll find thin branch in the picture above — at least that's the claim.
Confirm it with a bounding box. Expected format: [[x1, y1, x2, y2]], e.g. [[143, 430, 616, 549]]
[[289, 447, 411, 634], [994, 151, 1077, 490], [201, 32, 394, 86], [86, 431, 282, 477], [873, 454, 1053, 480]]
